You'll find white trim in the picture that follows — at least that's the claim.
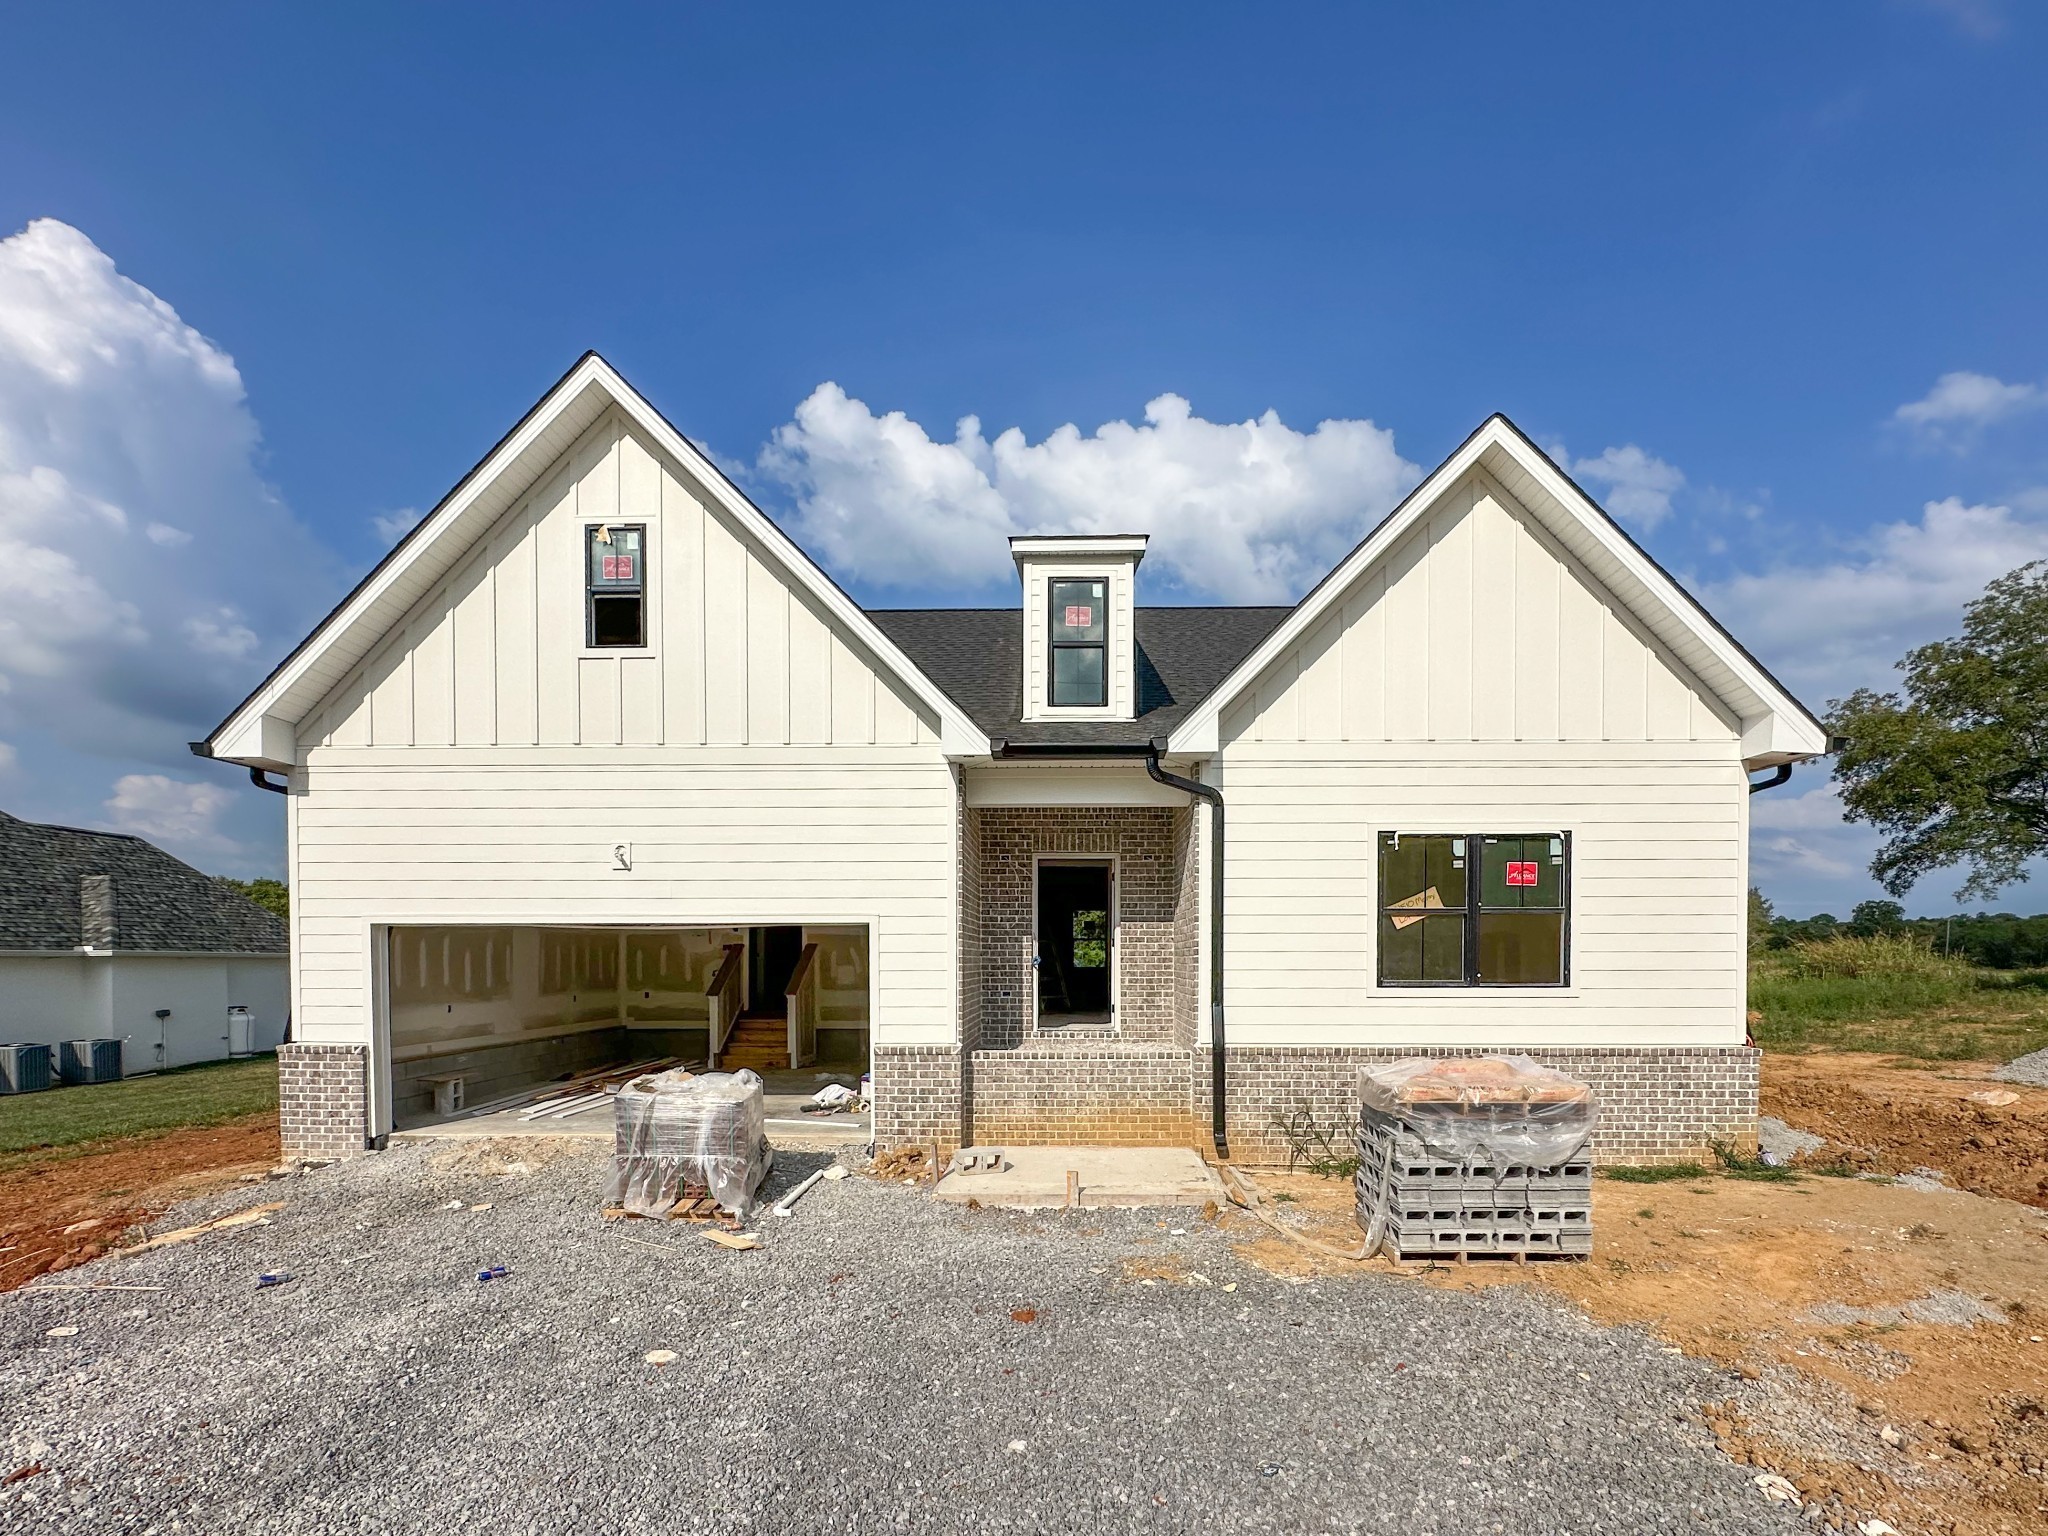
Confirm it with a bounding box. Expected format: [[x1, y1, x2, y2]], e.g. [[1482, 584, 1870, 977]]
[[1010, 534, 1149, 562], [1166, 415, 1828, 766], [207, 355, 990, 765], [1030, 854, 1119, 1032]]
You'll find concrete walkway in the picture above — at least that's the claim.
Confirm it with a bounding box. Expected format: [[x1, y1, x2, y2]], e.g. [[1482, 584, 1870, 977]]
[[932, 1145, 1226, 1209]]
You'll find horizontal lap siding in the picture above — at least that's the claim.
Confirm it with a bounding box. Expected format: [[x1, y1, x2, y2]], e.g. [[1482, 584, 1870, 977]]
[[292, 749, 958, 1052], [1217, 748, 1747, 1047]]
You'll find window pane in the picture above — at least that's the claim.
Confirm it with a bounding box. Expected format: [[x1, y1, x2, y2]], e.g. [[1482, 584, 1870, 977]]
[[1381, 833, 1466, 917], [1050, 579, 1106, 642], [588, 527, 643, 588], [1481, 834, 1564, 909], [1051, 644, 1105, 706], [1476, 911, 1565, 984], [1380, 913, 1466, 982], [590, 593, 643, 647]]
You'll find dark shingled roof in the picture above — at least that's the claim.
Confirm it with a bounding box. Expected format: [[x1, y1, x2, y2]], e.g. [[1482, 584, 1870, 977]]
[[869, 606, 1292, 747], [0, 812, 288, 954]]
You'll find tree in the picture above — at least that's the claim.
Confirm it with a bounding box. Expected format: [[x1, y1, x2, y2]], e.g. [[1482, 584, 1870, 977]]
[[215, 876, 289, 923], [1747, 887, 1775, 954], [1847, 899, 1905, 936], [1831, 560, 2048, 900]]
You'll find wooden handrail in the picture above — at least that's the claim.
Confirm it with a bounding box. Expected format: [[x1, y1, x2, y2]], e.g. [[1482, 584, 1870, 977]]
[[705, 943, 745, 1068], [784, 942, 818, 997], [706, 942, 745, 999]]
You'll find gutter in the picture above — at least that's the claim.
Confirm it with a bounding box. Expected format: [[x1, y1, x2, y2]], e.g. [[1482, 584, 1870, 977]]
[[987, 738, 1231, 1160], [189, 739, 289, 795]]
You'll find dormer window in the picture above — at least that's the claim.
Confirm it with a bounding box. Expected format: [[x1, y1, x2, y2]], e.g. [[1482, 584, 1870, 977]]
[[586, 524, 645, 647], [1049, 578, 1108, 707]]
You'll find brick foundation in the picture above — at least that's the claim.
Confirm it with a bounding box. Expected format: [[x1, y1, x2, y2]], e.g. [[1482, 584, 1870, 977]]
[[277, 1043, 369, 1161], [871, 1044, 964, 1151], [968, 1042, 1196, 1146], [1203, 1044, 1760, 1166]]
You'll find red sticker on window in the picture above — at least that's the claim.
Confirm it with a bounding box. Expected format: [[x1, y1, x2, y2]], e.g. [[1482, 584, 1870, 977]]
[[1505, 861, 1539, 887], [1064, 604, 1093, 628], [603, 555, 634, 581]]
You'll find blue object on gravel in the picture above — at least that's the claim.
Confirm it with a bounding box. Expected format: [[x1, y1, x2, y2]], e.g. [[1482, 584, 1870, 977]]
[[255, 1272, 292, 1289], [476, 1264, 509, 1283]]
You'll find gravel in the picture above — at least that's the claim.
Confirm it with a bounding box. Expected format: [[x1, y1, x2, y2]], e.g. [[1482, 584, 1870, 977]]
[[2, 1141, 1810, 1536], [1756, 1116, 1825, 1162], [1993, 1046, 2048, 1088]]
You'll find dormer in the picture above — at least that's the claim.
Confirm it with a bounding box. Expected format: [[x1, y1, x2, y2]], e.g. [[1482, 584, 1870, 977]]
[[1011, 534, 1147, 723]]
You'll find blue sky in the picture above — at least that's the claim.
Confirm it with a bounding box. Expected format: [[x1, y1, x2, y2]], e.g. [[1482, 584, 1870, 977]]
[[1, 1, 2044, 914]]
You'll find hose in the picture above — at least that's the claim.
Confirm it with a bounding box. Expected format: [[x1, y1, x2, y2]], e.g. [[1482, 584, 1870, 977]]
[[1216, 1164, 1380, 1264]]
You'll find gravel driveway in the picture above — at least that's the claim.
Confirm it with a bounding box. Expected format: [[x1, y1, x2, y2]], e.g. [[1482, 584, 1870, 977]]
[[3, 1141, 1804, 1535]]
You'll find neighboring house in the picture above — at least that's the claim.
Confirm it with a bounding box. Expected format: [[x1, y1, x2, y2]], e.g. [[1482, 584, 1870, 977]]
[[198, 354, 1826, 1164], [0, 812, 289, 1072]]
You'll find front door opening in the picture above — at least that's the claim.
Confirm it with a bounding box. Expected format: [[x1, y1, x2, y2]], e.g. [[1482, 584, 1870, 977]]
[[1037, 861, 1113, 1028]]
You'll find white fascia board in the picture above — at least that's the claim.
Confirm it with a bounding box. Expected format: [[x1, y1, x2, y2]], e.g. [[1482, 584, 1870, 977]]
[[1009, 535, 1150, 563], [1167, 415, 1828, 758], [205, 354, 989, 763]]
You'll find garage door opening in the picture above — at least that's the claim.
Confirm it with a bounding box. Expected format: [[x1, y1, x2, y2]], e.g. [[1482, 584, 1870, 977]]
[[383, 924, 870, 1137]]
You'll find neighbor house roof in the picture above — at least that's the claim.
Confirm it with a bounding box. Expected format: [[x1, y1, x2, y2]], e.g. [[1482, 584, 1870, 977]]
[[871, 606, 1293, 748], [0, 812, 288, 954]]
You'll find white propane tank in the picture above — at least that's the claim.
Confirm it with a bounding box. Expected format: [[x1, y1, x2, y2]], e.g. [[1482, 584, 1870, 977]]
[[227, 1006, 254, 1057]]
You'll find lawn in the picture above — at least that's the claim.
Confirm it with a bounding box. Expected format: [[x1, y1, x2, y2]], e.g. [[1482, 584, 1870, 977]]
[[0, 1054, 278, 1167], [1748, 935, 2048, 1062]]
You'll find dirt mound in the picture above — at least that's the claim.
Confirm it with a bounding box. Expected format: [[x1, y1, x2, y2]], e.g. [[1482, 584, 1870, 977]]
[[1762, 1053, 2048, 1209], [424, 1137, 600, 1179], [0, 1114, 280, 1290]]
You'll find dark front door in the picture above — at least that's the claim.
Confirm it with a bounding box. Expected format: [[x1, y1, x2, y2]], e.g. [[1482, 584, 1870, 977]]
[[1037, 862, 1112, 1023], [748, 926, 804, 1013]]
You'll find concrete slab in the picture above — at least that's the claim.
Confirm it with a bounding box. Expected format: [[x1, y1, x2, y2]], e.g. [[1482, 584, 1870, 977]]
[[390, 1069, 871, 1144], [932, 1145, 1224, 1210]]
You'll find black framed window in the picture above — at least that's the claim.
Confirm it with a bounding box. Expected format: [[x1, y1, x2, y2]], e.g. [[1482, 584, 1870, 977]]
[[1048, 577, 1107, 707], [1378, 831, 1570, 986], [586, 524, 645, 647]]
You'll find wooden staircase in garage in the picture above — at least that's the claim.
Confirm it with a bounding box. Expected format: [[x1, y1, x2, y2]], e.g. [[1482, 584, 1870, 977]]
[[717, 1010, 791, 1073]]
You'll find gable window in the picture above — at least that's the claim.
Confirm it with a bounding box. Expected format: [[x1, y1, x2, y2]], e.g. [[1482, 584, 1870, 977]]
[[1378, 831, 1570, 986], [1048, 576, 1107, 707], [586, 524, 645, 647]]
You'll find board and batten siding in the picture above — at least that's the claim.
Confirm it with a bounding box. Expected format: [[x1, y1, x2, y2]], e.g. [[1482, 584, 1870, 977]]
[[285, 409, 960, 1087], [1215, 470, 1748, 1048]]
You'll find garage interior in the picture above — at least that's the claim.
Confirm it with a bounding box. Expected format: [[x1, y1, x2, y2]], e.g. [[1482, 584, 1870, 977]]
[[385, 923, 871, 1133]]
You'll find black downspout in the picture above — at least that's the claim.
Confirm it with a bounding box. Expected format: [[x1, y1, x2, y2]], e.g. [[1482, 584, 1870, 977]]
[[248, 767, 290, 795], [1747, 763, 1793, 795], [1145, 746, 1229, 1161]]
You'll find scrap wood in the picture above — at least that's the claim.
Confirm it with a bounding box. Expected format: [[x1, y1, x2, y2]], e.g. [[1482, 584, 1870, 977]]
[[112, 1202, 284, 1258], [703, 1229, 759, 1251]]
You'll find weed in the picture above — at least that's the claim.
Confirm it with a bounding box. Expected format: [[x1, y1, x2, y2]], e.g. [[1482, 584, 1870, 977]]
[[1272, 1191, 1297, 1204], [1637, 1207, 1656, 1220], [1711, 1141, 1798, 1182], [1270, 1107, 1361, 1179], [1601, 1162, 1710, 1184]]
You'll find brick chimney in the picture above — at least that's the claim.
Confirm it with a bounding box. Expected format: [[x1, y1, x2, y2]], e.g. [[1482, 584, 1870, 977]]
[[80, 873, 116, 950]]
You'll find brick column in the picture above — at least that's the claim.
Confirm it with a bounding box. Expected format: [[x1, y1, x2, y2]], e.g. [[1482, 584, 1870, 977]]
[[276, 1043, 369, 1161]]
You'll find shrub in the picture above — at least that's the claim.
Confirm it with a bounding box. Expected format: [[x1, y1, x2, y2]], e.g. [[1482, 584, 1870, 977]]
[[1772, 932, 1973, 981]]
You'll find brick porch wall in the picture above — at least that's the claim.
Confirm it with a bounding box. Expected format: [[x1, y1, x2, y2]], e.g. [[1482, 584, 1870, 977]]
[[1199, 1044, 1761, 1166], [277, 1042, 369, 1161], [1170, 805, 1199, 1052], [958, 795, 984, 1052], [968, 1042, 1196, 1146], [975, 806, 1180, 1046]]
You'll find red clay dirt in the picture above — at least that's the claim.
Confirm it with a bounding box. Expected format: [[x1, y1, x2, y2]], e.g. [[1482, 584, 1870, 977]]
[[0, 1113, 281, 1291], [1762, 1051, 2048, 1209]]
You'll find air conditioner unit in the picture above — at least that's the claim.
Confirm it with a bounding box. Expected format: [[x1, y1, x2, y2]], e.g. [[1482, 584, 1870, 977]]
[[228, 1006, 254, 1057], [58, 1038, 124, 1085], [0, 1043, 54, 1094]]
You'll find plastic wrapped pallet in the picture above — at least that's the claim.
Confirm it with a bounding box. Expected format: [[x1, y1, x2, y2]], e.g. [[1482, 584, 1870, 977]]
[[603, 1068, 771, 1218], [1355, 1056, 1595, 1261]]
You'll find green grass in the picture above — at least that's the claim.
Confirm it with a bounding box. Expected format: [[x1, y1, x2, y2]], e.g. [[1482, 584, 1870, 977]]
[[0, 1054, 277, 1168], [1600, 1162, 1710, 1184], [1748, 935, 2048, 1061]]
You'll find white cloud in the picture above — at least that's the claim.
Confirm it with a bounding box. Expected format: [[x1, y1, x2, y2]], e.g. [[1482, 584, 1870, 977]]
[[1700, 494, 2048, 707], [1559, 443, 1685, 529], [102, 772, 245, 858], [757, 384, 1418, 602], [0, 218, 337, 765], [372, 506, 422, 544], [1892, 370, 2046, 449], [0, 740, 16, 773]]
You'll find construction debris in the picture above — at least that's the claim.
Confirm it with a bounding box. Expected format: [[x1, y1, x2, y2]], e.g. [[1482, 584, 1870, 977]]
[[703, 1229, 759, 1251], [870, 1146, 933, 1183], [772, 1168, 827, 1217], [604, 1069, 771, 1219], [112, 1202, 283, 1259]]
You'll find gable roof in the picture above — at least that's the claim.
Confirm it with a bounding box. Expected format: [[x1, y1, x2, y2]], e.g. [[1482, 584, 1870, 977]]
[[1166, 414, 1830, 766], [200, 353, 991, 766], [871, 606, 1291, 748], [0, 812, 288, 954]]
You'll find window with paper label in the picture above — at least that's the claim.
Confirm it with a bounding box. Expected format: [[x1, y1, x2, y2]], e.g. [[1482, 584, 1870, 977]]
[[586, 524, 646, 647], [1378, 831, 1570, 986], [1048, 577, 1107, 707]]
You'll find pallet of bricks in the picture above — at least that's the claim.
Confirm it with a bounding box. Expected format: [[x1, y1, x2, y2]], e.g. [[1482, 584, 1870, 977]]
[[1354, 1056, 1595, 1263], [602, 1067, 773, 1224]]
